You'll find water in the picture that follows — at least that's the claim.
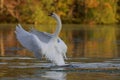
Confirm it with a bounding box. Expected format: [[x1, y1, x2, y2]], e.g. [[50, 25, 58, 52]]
[[0, 57, 120, 80], [0, 24, 120, 80]]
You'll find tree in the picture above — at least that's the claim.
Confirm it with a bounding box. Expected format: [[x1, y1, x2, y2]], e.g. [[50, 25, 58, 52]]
[[0, 0, 119, 24], [117, 0, 120, 23]]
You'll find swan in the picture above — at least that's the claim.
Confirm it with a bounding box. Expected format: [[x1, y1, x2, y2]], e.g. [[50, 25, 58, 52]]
[[15, 12, 68, 66]]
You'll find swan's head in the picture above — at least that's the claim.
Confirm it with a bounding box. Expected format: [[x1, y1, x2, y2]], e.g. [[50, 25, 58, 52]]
[[48, 12, 59, 20]]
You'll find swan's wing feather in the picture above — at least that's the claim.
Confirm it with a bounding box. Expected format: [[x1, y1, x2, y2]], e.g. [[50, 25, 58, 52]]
[[30, 29, 53, 43], [15, 24, 42, 59], [30, 28, 67, 59]]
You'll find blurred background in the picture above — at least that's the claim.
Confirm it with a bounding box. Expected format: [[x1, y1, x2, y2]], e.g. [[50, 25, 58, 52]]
[[0, 0, 120, 24], [0, 0, 120, 58]]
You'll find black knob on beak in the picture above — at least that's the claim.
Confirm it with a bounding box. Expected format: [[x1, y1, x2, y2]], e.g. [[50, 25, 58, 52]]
[[48, 12, 53, 16]]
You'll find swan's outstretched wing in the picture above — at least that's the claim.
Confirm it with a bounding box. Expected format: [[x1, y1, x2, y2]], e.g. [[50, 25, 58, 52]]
[[30, 27, 67, 59], [30, 27, 67, 58], [15, 24, 42, 59], [30, 28, 53, 43]]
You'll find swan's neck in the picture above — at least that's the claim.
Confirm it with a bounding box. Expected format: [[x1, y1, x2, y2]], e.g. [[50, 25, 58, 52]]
[[53, 15, 62, 37]]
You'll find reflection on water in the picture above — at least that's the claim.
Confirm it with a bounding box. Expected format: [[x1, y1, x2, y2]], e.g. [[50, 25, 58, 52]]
[[0, 57, 120, 80], [0, 24, 120, 80], [0, 24, 119, 79], [0, 24, 120, 58], [41, 68, 66, 80]]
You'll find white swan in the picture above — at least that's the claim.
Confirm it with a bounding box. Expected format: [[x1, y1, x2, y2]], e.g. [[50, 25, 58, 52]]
[[15, 12, 68, 66]]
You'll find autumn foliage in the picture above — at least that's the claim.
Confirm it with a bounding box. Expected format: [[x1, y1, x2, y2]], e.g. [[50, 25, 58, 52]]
[[0, 0, 119, 24]]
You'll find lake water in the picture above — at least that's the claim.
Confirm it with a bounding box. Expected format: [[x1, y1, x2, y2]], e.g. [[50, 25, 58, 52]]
[[0, 24, 120, 80]]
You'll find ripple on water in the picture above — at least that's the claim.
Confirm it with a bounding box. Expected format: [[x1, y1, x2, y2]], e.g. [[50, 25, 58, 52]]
[[0, 62, 7, 65], [7, 62, 120, 70], [0, 57, 35, 60], [0, 57, 120, 74]]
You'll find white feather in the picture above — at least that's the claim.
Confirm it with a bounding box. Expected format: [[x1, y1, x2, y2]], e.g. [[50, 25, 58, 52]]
[[15, 13, 67, 66]]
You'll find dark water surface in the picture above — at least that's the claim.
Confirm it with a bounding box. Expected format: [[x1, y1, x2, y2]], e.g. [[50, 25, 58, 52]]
[[0, 24, 120, 80]]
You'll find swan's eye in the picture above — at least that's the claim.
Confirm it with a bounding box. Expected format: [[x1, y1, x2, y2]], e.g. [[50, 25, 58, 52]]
[[57, 39, 60, 43]]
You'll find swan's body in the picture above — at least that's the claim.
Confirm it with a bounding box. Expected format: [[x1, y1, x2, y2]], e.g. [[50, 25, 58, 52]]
[[15, 13, 67, 66]]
